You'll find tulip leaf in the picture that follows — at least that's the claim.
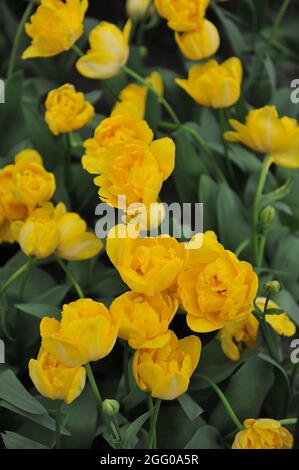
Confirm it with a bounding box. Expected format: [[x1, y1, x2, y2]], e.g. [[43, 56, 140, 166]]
[[32, 284, 70, 306], [184, 425, 223, 449], [273, 289, 299, 326], [177, 393, 203, 421], [1, 431, 49, 449], [198, 174, 218, 231], [145, 88, 161, 133], [261, 177, 294, 208], [121, 409, 153, 449], [217, 183, 251, 252], [0, 368, 48, 415], [15, 303, 60, 319], [210, 357, 275, 433], [212, 5, 247, 56]]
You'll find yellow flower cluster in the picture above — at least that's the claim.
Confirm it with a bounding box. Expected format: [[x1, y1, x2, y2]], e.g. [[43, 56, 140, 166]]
[[0, 150, 55, 243], [30, 298, 119, 403], [219, 298, 296, 361], [232, 419, 293, 449], [82, 98, 175, 210], [0, 149, 102, 260], [155, 0, 220, 60]]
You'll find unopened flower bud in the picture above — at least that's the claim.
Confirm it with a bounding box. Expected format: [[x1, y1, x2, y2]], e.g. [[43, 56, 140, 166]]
[[264, 280, 281, 296], [259, 205, 276, 228], [102, 399, 120, 417]]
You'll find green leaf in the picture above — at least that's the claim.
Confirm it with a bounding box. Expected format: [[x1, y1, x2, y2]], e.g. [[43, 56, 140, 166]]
[[121, 410, 153, 449], [33, 284, 70, 306], [210, 357, 275, 433], [1, 431, 49, 449], [261, 177, 293, 208], [258, 353, 291, 396], [62, 386, 97, 449], [217, 183, 251, 251], [0, 369, 47, 415], [22, 104, 65, 170], [144, 88, 161, 133], [85, 90, 103, 105], [184, 425, 223, 449], [198, 175, 218, 231], [213, 5, 247, 56], [274, 289, 299, 326], [15, 303, 60, 319], [177, 393, 203, 421]]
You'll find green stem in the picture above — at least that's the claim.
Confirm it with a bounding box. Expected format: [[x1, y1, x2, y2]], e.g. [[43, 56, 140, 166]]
[[123, 342, 130, 395], [257, 234, 266, 269], [148, 398, 161, 449], [7, 1, 35, 80], [0, 258, 36, 299], [71, 44, 84, 57], [252, 155, 272, 265], [147, 393, 156, 448], [55, 257, 84, 299], [85, 363, 120, 446], [257, 294, 280, 362], [55, 401, 63, 449], [122, 65, 180, 126], [198, 374, 243, 431], [136, 0, 153, 47], [279, 418, 297, 426], [235, 238, 250, 258], [19, 257, 35, 301]]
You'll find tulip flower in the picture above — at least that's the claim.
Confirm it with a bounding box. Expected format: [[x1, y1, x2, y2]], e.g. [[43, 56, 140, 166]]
[[232, 419, 293, 449]]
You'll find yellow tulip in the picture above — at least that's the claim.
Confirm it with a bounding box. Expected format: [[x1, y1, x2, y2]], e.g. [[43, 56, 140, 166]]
[[76, 21, 132, 79], [175, 20, 220, 60], [83, 136, 175, 208], [224, 106, 299, 169], [29, 347, 86, 404], [22, 0, 88, 59], [13, 151, 56, 211], [110, 290, 178, 349], [178, 232, 258, 333], [82, 102, 153, 164], [41, 299, 120, 367], [127, 0, 152, 18], [176, 58, 242, 108], [118, 71, 164, 118], [132, 331, 201, 400], [155, 0, 210, 32], [0, 220, 15, 244], [54, 202, 103, 261], [0, 165, 28, 222], [11, 204, 59, 259], [232, 419, 293, 449], [219, 298, 296, 361], [11, 202, 102, 260], [107, 225, 186, 296], [45, 84, 95, 135]]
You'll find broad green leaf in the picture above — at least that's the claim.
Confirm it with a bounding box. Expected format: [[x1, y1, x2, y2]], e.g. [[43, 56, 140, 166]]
[[15, 303, 60, 319], [1, 431, 49, 449], [144, 88, 161, 133], [122, 410, 153, 449], [0, 369, 47, 415], [33, 284, 70, 306], [274, 289, 299, 326], [210, 357, 275, 433], [185, 425, 223, 449], [213, 5, 247, 56], [177, 393, 203, 421], [198, 174, 218, 231], [217, 183, 251, 251]]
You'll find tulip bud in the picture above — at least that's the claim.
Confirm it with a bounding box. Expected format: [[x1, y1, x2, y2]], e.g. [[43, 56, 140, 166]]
[[102, 399, 120, 417], [264, 280, 281, 296], [259, 205, 276, 231], [126, 0, 152, 19]]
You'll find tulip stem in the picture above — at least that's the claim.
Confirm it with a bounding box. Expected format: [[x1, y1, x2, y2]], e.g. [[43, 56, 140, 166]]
[[198, 374, 243, 431], [71, 44, 84, 57], [147, 393, 156, 448], [86, 363, 121, 447], [55, 257, 84, 299], [148, 398, 161, 449], [0, 257, 36, 300], [55, 401, 63, 449], [159, 120, 227, 184], [122, 65, 181, 126], [7, 1, 35, 80], [279, 418, 297, 426], [252, 155, 272, 267]]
